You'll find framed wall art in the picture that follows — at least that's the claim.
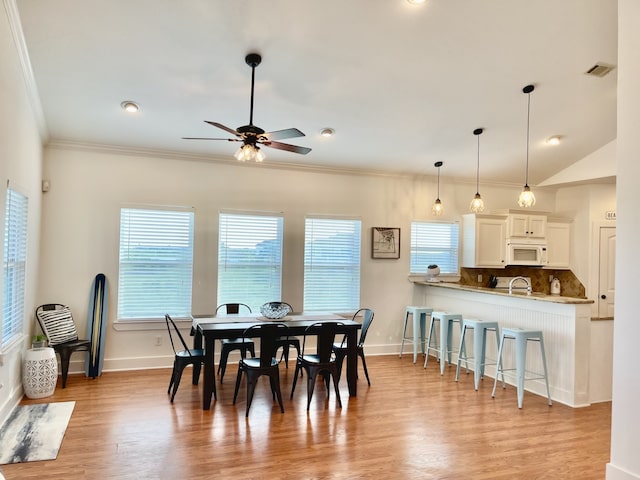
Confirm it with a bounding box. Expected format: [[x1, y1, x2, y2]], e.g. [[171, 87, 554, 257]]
[[371, 227, 400, 259]]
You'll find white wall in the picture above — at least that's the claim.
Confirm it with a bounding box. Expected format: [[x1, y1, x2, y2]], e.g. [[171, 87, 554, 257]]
[[0, 4, 43, 424], [607, 0, 640, 478], [38, 143, 560, 372]]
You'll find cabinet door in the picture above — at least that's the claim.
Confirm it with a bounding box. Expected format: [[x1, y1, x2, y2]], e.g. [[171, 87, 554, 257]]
[[507, 214, 529, 237], [476, 219, 506, 267], [546, 222, 570, 268], [528, 215, 547, 238]]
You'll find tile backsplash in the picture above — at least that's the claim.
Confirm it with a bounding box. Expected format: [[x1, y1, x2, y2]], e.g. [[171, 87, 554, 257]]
[[460, 267, 586, 298]]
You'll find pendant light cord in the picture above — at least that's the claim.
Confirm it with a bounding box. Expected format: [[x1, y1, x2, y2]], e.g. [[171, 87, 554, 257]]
[[525, 90, 531, 187], [437, 166, 440, 198], [475, 133, 481, 194]]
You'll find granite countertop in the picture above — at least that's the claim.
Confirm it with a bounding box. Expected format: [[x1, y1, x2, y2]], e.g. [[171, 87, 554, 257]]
[[414, 281, 594, 305]]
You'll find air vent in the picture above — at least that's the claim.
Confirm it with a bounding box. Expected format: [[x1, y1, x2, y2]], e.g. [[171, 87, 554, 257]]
[[585, 62, 616, 78]]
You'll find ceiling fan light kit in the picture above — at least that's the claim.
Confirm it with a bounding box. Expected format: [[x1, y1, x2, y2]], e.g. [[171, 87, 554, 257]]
[[470, 127, 485, 213], [518, 84, 536, 208], [182, 53, 311, 162], [432, 160, 444, 216]]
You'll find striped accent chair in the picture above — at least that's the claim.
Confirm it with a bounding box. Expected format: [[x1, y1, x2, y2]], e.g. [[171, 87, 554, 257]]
[[35, 304, 91, 388]]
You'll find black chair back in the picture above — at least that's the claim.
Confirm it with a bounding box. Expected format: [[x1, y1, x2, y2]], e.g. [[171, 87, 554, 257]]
[[165, 314, 192, 356], [302, 322, 345, 362], [356, 308, 375, 347], [241, 323, 288, 366], [216, 303, 252, 314]]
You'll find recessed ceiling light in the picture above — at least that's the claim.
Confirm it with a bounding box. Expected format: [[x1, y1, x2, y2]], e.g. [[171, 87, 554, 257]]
[[121, 101, 139, 113], [546, 135, 561, 145], [407, 0, 427, 4], [321, 128, 335, 137]]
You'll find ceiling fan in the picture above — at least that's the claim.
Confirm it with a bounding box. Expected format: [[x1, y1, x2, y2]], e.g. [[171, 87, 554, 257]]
[[183, 53, 311, 161]]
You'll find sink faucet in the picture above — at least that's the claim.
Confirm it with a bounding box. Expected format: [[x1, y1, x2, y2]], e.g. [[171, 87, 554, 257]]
[[508, 276, 532, 295]]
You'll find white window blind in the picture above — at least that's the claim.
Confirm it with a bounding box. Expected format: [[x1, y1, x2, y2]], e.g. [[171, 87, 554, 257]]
[[218, 212, 284, 311], [117, 207, 194, 320], [2, 188, 28, 349], [303, 217, 361, 311], [410, 221, 459, 274]]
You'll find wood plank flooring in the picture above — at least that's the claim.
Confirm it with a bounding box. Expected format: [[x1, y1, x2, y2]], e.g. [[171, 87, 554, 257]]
[[3, 355, 611, 479]]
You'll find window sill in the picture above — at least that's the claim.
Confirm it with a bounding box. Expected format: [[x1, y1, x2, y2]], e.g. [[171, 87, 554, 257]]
[[408, 273, 461, 283], [113, 317, 192, 331]]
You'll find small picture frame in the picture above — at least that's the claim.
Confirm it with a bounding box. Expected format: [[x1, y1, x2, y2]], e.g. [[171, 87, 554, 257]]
[[371, 227, 401, 259]]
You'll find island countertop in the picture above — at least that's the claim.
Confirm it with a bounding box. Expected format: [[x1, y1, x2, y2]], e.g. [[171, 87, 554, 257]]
[[413, 280, 594, 305]]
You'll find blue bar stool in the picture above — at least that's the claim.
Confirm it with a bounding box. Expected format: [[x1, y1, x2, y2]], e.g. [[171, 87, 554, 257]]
[[492, 327, 552, 408], [455, 319, 500, 390], [400, 306, 433, 363], [424, 311, 463, 375]]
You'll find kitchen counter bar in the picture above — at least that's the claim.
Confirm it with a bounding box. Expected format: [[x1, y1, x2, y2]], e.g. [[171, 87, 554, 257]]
[[413, 282, 593, 407], [413, 281, 593, 305]]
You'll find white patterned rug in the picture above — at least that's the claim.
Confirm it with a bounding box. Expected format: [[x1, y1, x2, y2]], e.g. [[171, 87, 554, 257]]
[[0, 401, 75, 464]]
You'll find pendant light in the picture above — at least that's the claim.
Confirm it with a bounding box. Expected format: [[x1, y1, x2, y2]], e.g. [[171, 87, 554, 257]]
[[518, 84, 536, 208], [432, 161, 444, 216], [470, 128, 485, 213]]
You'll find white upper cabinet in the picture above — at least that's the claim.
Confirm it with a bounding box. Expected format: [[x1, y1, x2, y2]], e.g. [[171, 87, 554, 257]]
[[545, 221, 571, 269], [462, 214, 506, 268], [507, 214, 547, 239]]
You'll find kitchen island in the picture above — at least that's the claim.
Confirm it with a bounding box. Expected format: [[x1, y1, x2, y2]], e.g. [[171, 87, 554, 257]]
[[413, 281, 594, 407]]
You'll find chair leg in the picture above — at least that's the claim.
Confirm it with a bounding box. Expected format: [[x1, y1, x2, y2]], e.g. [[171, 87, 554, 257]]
[[306, 368, 319, 410], [290, 362, 302, 399], [270, 371, 285, 413], [192, 362, 201, 385], [218, 348, 230, 383], [168, 363, 177, 395], [58, 348, 72, 388], [331, 370, 342, 408], [360, 351, 371, 386], [232, 366, 243, 405], [245, 375, 258, 417], [334, 351, 347, 381], [171, 362, 187, 402]]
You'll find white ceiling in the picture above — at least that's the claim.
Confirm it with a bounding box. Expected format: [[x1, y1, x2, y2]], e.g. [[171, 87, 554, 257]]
[[14, 0, 617, 185]]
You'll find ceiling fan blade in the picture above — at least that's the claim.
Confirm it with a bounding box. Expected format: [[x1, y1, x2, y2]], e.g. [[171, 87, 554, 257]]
[[264, 128, 305, 141], [182, 137, 240, 141], [263, 140, 312, 155], [204, 121, 241, 137]]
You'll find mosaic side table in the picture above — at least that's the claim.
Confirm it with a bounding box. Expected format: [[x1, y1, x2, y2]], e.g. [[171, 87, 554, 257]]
[[22, 347, 58, 398]]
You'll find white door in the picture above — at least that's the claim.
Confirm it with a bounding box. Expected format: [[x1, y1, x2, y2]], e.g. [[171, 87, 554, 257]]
[[598, 226, 616, 318]]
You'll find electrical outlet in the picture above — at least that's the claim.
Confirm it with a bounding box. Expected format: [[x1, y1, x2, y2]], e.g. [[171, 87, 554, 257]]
[[477, 274, 482, 283], [155, 336, 162, 346]]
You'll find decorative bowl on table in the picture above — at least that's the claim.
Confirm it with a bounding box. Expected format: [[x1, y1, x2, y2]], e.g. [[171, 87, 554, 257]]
[[260, 302, 292, 319]]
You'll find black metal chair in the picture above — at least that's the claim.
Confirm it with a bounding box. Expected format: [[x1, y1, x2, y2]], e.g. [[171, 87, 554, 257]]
[[216, 303, 255, 383], [233, 322, 289, 417], [290, 321, 345, 410], [333, 308, 375, 386], [35, 304, 91, 388], [165, 314, 206, 402], [265, 302, 301, 369]]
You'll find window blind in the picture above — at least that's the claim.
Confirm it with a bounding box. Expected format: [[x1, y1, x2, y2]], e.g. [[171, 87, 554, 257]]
[[410, 221, 459, 274], [217, 212, 284, 311], [303, 217, 361, 311], [2, 188, 28, 349], [117, 208, 194, 320]]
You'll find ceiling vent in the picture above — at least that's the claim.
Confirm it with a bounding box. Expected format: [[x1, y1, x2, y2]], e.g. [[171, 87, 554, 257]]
[[585, 62, 616, 78]]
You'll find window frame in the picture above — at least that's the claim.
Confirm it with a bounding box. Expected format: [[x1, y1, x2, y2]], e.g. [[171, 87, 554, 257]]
[[303, 215, 362, 312], [116, 205, 195, 322], [217, 211, 285, 312], [409, 220, 460, 277], [1, 186, 29, 352]]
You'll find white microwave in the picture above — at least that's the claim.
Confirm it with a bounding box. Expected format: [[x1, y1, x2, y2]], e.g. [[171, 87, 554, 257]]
[[506, 241, 548, 266]]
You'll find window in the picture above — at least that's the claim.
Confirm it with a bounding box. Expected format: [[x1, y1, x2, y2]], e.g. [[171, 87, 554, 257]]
[[117, 207, 194, 320], [303, 217, 361, 311], [218, 212, 284, 311], [410, 221, 459, 274], [2, 187, 28, 349]]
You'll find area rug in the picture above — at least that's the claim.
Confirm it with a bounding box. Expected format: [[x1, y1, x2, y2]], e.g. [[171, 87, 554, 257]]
[[0, 401, 75, 464]]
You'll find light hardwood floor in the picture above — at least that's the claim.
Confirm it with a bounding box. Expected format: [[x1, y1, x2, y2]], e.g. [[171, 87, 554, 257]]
[[3, 355, 611, 479]]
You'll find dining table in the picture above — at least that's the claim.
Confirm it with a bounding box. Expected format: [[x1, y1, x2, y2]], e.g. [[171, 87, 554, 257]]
[[192, 312, 362, 410]]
